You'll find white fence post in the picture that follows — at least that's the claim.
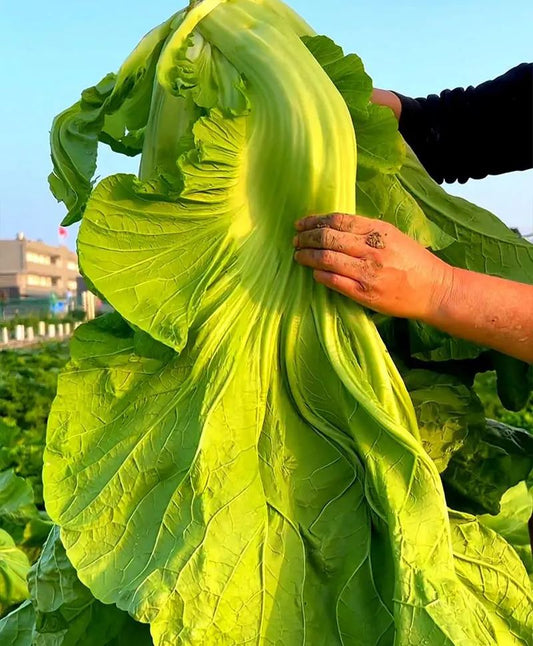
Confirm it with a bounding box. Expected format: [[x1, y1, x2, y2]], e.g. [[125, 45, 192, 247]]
[[0, 322, 76, 346], [82, 291, 96, 320]]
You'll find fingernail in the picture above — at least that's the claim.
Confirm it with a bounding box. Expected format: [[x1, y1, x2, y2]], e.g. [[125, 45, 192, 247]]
[[292, 235, 299, 247]]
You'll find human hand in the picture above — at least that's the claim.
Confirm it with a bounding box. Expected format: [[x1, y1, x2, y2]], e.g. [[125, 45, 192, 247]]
[[293, 213, 453, 322], [371, 89, 402, 120]]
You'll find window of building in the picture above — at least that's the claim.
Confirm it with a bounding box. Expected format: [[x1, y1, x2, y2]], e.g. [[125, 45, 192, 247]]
[[67, 261, 78, 271], [67, 280, 78, 291], [26, 274, 52, 287], [26, 252, 51, 265]]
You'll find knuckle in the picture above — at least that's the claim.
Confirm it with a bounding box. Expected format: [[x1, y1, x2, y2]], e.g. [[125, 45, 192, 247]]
[[319, 250, 335, 266], [364, 254, 382, 271], [296, 231, 308, 246], [320, 228, 334, 247], [329, 213, 345, 230], [329, 272, 342, 287], [363, 265, 378, 281]]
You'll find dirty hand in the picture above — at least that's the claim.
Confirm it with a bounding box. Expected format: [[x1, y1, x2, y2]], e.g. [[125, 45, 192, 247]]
[[293, 213, 452, 321]]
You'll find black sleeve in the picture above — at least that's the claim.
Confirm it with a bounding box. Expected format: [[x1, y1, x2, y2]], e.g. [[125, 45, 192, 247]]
[[394, 63, 533, 184]]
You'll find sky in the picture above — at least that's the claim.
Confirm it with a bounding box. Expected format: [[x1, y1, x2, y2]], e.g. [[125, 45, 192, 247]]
[[1, 0, 532, 251]]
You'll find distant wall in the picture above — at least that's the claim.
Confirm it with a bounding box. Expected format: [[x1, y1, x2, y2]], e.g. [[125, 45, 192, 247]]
[[0, 240, 24, 272]]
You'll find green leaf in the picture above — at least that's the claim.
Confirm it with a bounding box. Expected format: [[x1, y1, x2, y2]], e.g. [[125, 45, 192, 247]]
[[443, 419, 533, 515], [0, 470, 40, 543], [407, 320, 486, 362], [478, 481, 533, 577], [28, 527, 153, 646], [402, 368, 533, 515], [76, 112, 247, 353], [303, 35, 406, 176], [490, 353, 533, 412], [402, 369, 485, 472], [47, 314, 376, 643], [0, 526, 153, 644], [357, 173, 453, 250], [49, 14, 181, 226], [0, 470, 52, 555], [355, 104, 406, 175], [0, 600, 34, 646], [302, 35, 372, 117], [0, 529, 30, 614], [48, 74, 117, 226], [474, 371, 533, 434], [399, 147, 533, 284], [449, 511, 533, 639], [0, 422, 21, 472]]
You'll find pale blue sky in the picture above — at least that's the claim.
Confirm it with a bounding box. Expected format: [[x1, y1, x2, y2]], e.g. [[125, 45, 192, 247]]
[[2, 0, 532, 250]]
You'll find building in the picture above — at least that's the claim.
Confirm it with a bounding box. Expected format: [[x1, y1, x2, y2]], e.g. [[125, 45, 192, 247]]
[[0, 233, 80, 300]]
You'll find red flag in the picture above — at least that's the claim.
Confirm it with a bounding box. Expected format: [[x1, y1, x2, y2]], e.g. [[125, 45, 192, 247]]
[[58, 226, 68, 239]]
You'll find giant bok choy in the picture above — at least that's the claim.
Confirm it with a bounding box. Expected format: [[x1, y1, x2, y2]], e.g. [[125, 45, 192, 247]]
[[26, 0, 533, 644]]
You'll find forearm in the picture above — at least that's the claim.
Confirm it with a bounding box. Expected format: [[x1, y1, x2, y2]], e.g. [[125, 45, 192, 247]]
[[424, 267, 533, 363], [393, 63, 533, 184]]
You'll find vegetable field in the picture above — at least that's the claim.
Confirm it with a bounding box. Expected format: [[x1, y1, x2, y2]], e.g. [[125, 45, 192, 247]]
[[1, 1, 532, 644]]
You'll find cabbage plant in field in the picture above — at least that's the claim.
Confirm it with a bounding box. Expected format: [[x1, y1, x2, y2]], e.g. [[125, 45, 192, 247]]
[[2, 0, 533, 644]]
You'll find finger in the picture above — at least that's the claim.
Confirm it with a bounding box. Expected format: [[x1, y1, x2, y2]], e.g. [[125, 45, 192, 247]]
[[295, 213, 376, 235], [294, 248, 369, 281], [293, 227, 371, 258], [313, 270, 377, 308]]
